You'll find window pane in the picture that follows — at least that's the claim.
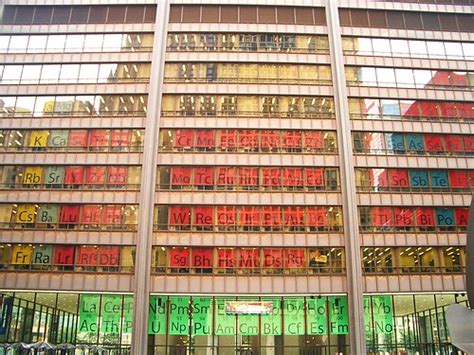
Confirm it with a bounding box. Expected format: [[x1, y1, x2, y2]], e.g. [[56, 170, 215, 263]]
[[395, 69, 415, 88], [88, 6, 107, 24], [21, 65, 41, 84], [79, 64, 99, 83], [33, 6, 53, 24], [391, 39, 409, 57], [462, 43, 474, 60], [83, 34, 104, 52], [413, 70, 432, 87], [409, 40, 427, 57], [27, 35, 47, 53], [107, 6, 126, 24], [103, 34, 123, 51], [372, 38, 390, 55], [445, 42, 463, 59], [125, 6, 145, 23], [70, 6, 89, 23], [51, 7, 70, 24], [8, 36, 29, 53], [59, 64, 80, 83], [360, 67, 377, 86], [2, 65, 23, 84], [40, 65, 61, 84], [356, 38, 373, 55], [16, 97, 36, 117], [64, 35, 85, 52], [0, 36, 9, 53], [427, 41, 445, 58], [16, 7, 34, 24], [46, 35, 66, 53]]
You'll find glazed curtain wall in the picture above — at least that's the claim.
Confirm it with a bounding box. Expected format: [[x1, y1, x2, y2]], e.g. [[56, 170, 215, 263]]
[[1, 292, 468, 354]]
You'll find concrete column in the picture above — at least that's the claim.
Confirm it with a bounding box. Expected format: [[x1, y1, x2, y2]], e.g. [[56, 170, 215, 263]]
[[131, 1, 170, 354], [325, 0, 366, 353]]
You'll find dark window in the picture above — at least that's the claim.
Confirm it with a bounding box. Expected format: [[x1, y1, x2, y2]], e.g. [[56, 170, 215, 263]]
[[258, 6, 276, 24], [457, 14, 473, 32], [144, 6, 156, 23], [2, 7, 16, 24], [387, 11, 405, 28], [169, 5, 182, 23], [125, 6, 144, 23], [239, 6, 257, 23], [70, 6, 89, 24], [369, 10, 387, 28], [202, 6, 219, 23], [52, 7, 71, 24], [313, 8, 327, 25], [339, 9, 351, 26], [88, 6, 107, 24], [107, 6, 126, 24], [351, 9, 369, 27], [404, 12, 423, 30], [33, 6, 53, 24], [421, 13, 440, 30], [276, 7, 295, 24], [221, 6, 238, 23], [15, 7, 35, 24], [439, 13, 457, 31], [182, 5, 200, 23], [295, 7, 314, 25]]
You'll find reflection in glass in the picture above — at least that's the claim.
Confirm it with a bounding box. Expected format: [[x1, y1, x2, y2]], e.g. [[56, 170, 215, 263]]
[[27, 35, 47, 53], [64, 34, 85, 52], [45, 34, 66, 53], [8, 35, 29, 53]]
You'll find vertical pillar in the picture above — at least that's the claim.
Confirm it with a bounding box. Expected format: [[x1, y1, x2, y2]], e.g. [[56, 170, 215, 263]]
[[131, 1, 170, 354], [325, 0, 366, 353]]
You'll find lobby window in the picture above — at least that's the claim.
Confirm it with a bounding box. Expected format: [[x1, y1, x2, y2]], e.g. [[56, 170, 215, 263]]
[[221, 96, 237, 115], [221, 34, 238, 50], [199, 96, 217, 116], [200, 34, 217, 50], [441, 247, 464, 273], [239, 34, 258, 51], [179, 96, 195, 116], [261, 97, 280, 117], [179, 64, 195, 81], [309, 248, 345, 273], [259, 34, 278, 50], [279, 35, 296, 51], [362, 248, 393, 273], [399, 247, 438, 273]]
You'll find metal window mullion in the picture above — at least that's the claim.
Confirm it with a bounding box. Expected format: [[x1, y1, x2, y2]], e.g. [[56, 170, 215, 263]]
[[325, 0, 366, 354], [131, 1, 170, 355]]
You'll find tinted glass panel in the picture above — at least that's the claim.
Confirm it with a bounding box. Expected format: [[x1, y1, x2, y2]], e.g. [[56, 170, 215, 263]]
[[258, 6, 276, 24], [201, 6, 219, 23], [33, 6, 53, 24], [52, 7, 71, 24], [352, 9, 369, 27], [182, 5, 200, 22], [221, 6, 238, 23], [70, 6, 89, 23], [295, 8, 313, 25], [277, 7, 295, 24], [240, 6, 257, 23], [88, 6, 107, 24], [107, 6, 126, 24]]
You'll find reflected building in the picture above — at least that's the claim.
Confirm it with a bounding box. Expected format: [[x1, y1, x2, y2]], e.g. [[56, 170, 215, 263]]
[[0, 1, 473, 354]]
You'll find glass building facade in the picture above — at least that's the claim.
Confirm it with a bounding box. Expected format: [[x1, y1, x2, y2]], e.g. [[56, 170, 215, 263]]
[[0, 0, 472, 354]]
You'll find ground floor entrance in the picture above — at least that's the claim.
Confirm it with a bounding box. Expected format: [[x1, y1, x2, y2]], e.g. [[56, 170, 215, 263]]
[[0, 291, 468, 354]]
